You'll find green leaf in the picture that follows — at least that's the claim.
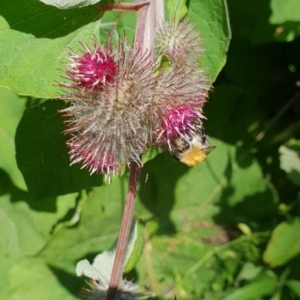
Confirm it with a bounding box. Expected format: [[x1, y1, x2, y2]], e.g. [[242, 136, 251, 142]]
[[0, 88, 26, 190], [167, 0, 188, 23], [0, 0, 105, 98], [279, 143, 300, 186], [188, 0, 231, 82], [38, 0, 101, 10], [133, 139, 277, 297], [263, 217, 300, 267], [0, 0, 229, 98], [235, 262, 263, 283], [124, 219, 145, 273], [222, 270, 278, 300], [285, 280, 300, 297], [0, 190, 78, 299], [1, 137, 278, 299], [0, 181, 124, 299], [15, 100, 102, 199], [270, 0, 300, 42], [6, 258, 81, 300], [270, 0, 300, 23]]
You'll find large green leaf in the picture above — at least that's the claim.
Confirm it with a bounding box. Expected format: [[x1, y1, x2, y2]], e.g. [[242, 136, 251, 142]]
[[0, 179, 125, 300], [0, 88, 26, 190], [0, 0, 106, 98], [1, 137, 277, 299], [0, 186, 78, 299], [263, 217, 300, 267], [133, 139, 277, 298], [0, 0, 230, 98], [6, 258, 81, 300], [188, 0, 231, 82]]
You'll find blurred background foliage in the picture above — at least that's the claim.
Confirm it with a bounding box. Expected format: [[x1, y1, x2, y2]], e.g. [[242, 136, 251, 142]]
[[0, 0, 300, 299]]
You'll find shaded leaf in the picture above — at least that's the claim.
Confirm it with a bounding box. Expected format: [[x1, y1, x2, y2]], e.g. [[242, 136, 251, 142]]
[[285, 279, 300, 297], [0, 88, 26, 190], [15, 100, 102, 199], [1, 136, 278, 299], [134, 139, 277, 298]]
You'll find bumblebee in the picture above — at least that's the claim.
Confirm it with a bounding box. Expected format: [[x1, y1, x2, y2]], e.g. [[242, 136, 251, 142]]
[[170, 125, 215, 167]]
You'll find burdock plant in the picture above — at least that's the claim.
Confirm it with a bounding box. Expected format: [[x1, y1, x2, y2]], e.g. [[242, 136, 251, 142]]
[[60, 39, 157, 180], [57, 1, 213, 299]]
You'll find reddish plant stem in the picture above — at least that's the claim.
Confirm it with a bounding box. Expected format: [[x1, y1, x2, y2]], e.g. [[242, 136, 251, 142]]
[[106, 1, 156, 299], [106, 162, 141, 300], [156, 0, 165, 27], [98, 2, 149, 12], [134, 1, 150, 52]]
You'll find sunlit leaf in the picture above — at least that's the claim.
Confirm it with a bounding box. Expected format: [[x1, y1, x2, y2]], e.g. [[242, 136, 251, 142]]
[[124, 220, 145, 273], [0, 0, 110, 98], [38, 0, 101, 10], [263, 217, 300, 267], [279, 143, 300, 186], [270, 0, 300, 41], [188, 0, 231, 82], [0, 0, 229, 97], [167, 0, 188, 23], [0, 190, 78, 299]]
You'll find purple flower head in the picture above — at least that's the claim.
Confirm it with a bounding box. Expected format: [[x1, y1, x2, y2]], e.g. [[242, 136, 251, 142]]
[[66, 139, 122, 178], [59, 39, 156, 180], [153, 66, 209, 148], [158, 104, 205, 149], [64, 42, 117, 91]]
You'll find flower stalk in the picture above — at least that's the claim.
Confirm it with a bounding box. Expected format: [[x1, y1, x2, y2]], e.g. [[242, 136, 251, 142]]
[[106, 1, 156, 299], [106, 162, 141, 300]]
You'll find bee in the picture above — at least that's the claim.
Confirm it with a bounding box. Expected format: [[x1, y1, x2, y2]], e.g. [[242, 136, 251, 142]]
[[170, 125, 215, 167]]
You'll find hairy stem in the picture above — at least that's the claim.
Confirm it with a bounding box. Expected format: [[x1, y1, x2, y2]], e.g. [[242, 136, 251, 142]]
[[106, 1, 157, 299], [155, 0, 165, 27], [106, 162, 141, 300], [98, 2, 149, 12], [134, 0, 151, 52]]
